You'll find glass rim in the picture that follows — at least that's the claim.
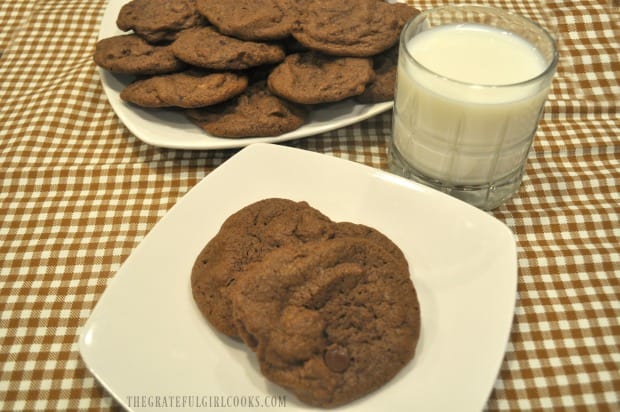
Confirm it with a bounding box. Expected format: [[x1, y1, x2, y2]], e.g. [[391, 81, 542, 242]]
[[400, 4, 559, 89]]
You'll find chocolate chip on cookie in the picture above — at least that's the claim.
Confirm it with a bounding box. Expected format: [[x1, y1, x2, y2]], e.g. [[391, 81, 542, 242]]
[[94, 34, 186, 75], [120, 70, 248, 108], [267, 51, 374, 104]]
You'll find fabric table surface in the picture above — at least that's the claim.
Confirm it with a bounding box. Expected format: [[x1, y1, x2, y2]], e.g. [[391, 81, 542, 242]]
[[1, 0, 618, 410]]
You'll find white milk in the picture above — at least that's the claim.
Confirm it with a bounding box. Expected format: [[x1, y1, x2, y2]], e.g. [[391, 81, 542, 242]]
[[393, 23, 550, 185]]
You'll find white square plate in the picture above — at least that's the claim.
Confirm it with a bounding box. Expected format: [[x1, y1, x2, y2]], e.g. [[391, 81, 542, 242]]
[[79, 143, 517, 411]]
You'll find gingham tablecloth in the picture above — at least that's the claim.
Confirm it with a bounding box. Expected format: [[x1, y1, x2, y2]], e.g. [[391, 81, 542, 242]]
[[1, 0, 618, 410]]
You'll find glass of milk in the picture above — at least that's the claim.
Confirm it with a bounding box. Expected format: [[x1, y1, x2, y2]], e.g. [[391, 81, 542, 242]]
[[390, 5, 558, 210]]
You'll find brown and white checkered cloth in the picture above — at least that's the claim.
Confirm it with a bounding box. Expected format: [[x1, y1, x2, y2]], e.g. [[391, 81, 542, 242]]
[[1, 0, 618, 410]]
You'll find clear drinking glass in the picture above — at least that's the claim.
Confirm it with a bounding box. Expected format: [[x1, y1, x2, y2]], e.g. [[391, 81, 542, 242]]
[[389, 5, 558, 210]]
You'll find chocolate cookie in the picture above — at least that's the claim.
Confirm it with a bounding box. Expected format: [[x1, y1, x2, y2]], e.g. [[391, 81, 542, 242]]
[[116, 0, 204, 43], [355, 4, 419, 103], [191, 199, 335, 337], [356, 46, 398, 103], [186, 81, 306, 138], [229, 238, 420, 408], [120, 70, 248, 108], [93, 34, 186, 75], [171, 27, 286, 71], [267, 52, 374, 104], [191, 198, 410, 337], [292, 0, 407, 57], [195, 0, 297, 41]]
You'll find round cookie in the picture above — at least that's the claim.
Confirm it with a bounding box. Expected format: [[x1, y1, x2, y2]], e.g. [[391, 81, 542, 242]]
[[93, 34, 186, 75], [185, 81, 307, 138], [120, 70, 248, 108], [116, 0, 204, 44], [171, 27, 286, 71], [267, 52, 374, 104], [292, 0, 406, 57], [195, 0, 297, 41], [191, 199, 335, 337], [229, 238, 420, 408]]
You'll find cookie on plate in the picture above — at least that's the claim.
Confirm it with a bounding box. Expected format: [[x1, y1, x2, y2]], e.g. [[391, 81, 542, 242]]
[[191, 199, 334, 337], [190, 198, 411, 337], [267, 52, 374, 104], [171, 27, 286, 70], [356, 46, 398, 103], [195, 0, 297, 41], [229, 238, 421, 408], [355, 5, 419, 103], [292, 0, 408, 57], [186, 81, 306, 138], [120, 70, 248, 108], [93, 34, 186, 75], [116, 0, 204, 43]]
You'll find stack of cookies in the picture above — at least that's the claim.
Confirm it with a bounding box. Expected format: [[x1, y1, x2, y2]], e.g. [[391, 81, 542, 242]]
[[191, 198, 421, 407], [93, 0, 420, 138]]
